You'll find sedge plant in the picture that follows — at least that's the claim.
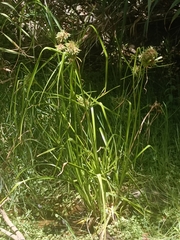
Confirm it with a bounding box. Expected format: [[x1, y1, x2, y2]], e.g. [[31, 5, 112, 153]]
[[9, 30, 159, 235], [0, 2, 168, 239]]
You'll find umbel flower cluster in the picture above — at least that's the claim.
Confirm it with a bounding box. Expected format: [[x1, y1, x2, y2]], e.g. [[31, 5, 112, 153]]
[[140, 46, 158, 67], [55, 30, 80, 56]]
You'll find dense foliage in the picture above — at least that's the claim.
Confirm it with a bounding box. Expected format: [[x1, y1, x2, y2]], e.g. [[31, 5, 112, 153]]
[[0, 1, 180, 239]]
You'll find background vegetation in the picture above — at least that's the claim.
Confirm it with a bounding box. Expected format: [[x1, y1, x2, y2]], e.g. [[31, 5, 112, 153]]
[[0, 0, 180, 239]]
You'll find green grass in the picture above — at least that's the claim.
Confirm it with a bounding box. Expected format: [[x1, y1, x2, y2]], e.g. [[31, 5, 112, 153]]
[[1, 199, 180, 240], [1, 1, 180, 239]]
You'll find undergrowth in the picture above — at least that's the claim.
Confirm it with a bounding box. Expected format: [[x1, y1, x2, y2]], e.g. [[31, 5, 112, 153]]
[[0, 1, 180, 239]]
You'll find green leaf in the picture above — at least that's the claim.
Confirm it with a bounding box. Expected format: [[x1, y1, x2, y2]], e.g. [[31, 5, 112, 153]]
[[169, 0, 180, 10], [170, 8, 180, 24]]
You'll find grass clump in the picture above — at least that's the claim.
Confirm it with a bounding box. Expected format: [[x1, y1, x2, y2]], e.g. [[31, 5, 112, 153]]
[[0, 1, 180, 239]]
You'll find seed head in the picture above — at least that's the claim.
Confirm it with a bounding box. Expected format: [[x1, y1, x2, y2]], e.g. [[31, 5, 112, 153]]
[[56, 30, 70, 43], [55, 43, 66, 52], [65, 41, 80, 55], [140, 47, 158, 67]]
